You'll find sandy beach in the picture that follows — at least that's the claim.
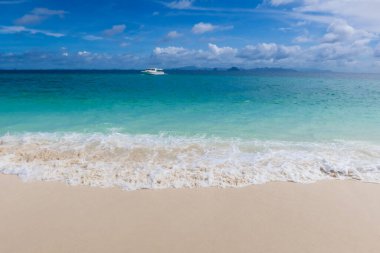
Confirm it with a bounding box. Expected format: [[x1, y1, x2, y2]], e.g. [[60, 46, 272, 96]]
[[1, 175, 380, 253]]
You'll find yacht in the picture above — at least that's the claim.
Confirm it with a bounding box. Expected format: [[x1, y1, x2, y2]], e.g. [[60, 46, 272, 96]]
[[141, 68, 165, 75]]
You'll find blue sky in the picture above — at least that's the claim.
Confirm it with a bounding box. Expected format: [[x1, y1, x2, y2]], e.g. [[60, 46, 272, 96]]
[[1, 0, 380, 72]]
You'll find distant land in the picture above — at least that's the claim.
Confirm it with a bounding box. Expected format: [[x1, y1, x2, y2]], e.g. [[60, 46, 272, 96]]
[[168, 66, 299, 72], [166, 66, 338, 74]]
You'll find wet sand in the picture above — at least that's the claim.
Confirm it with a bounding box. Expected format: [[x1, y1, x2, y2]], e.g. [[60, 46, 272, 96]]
[[1, 175, 380, 253]]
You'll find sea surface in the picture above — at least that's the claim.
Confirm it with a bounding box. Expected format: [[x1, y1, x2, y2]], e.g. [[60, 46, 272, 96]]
[[1, 70, 380, 189]]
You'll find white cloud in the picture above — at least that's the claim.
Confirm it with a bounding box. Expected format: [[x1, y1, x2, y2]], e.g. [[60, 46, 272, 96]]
[[268, 0, 295, 6], [165, 0, 194, 9], [153, 46, 188, 55], [192, 22, 216, 34], [0, 25, 64, 37], [238, 43, 301, 61], [208, 43, 237, 56], [308, 42, 372, 63], [153, 46, 217, 65], [78, 51, 91, 56], [191, 22, 232, 34], [322, 20, 355, 43], [103, 24, 126, 36], [293, 35, 312, 43], [264, 0, 379, 70], [152, 43, 304, 68], [166, 30, 182, 39], [83, 35, 103, 41], [14, 8, 67, 25], [287, 0, 380, 33], [321, 20, 374, 44]]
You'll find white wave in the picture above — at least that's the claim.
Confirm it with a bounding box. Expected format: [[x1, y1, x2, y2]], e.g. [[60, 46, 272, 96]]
[[0, 132, 380, 190]]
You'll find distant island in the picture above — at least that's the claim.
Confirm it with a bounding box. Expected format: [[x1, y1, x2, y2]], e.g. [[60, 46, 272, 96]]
[[166, 66, 299, 73]]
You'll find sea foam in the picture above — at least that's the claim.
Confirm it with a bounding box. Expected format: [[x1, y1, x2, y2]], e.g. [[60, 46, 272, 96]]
[[1, 132, 380, 190]]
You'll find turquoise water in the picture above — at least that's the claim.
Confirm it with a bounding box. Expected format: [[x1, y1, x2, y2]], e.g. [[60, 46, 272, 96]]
[[1, 71, 380, 141], [1, 71, 380, 189]]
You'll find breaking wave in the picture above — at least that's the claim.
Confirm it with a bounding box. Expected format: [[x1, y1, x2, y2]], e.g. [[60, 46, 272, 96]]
[[1, 132, 380, 190]]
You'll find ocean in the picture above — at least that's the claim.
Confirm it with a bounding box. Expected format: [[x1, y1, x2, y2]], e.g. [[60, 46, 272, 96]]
[[1, 70, 380, 189]]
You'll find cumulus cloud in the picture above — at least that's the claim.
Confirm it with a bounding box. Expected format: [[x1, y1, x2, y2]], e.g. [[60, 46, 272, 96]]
[[165, 0, 194, 9], [322, 21, 355, 43], [152, 42, 303, 67], [0, 25, 64, 37], [238, 43, 301, 61], [192, 22, 215, 34], [300, 20, 375, 65], [153, 46, 188, 55], [321, 20, 374, 44], [152, 46, 208, 66], [165, 30, 182, 39], [306, 43, 373, 72], [153, 44, 232, 60], [208, 43, 237, 56], [14, 8, 67, 25], [192, 22, 233, 34], [103, 24, 126, 36]]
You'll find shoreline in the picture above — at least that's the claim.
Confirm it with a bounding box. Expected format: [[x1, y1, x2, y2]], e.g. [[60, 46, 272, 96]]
[[2, 132, 380, 189], [1, 175, 380, 253]]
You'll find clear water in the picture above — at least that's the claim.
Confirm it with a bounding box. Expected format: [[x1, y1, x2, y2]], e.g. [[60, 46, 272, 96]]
[[1, 71, 380, 189]]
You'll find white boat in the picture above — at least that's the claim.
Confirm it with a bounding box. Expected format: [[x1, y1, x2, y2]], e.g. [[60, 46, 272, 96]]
[[141, 68, 165, 75]]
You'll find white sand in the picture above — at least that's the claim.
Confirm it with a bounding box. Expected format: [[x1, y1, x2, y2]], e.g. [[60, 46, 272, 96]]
[[1, 175, 380, 253]]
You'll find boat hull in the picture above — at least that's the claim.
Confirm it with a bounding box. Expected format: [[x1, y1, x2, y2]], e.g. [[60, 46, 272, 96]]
[[142, 71, 165, 75]]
